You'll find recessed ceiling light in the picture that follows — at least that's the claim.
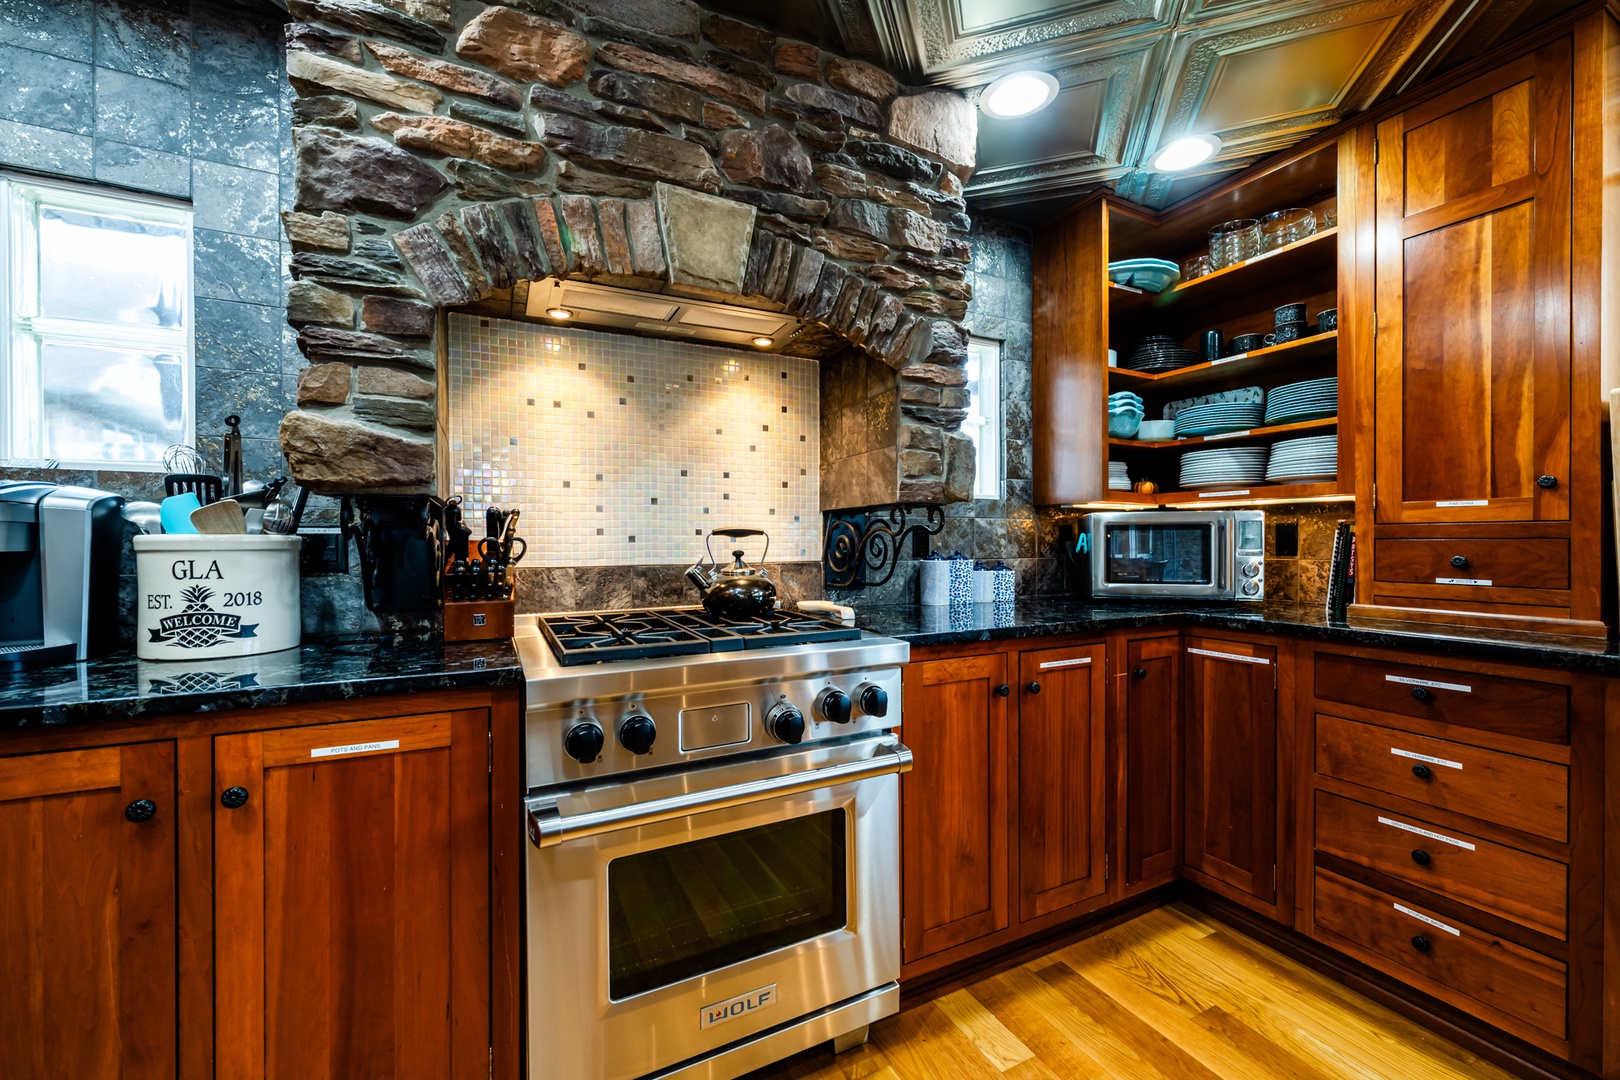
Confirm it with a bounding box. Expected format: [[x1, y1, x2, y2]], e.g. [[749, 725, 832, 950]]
[[546, 306, 573, 320], [751, 336, 774, 348], [979, 70, 1059, 120], [1152, 134, 1221, 172]]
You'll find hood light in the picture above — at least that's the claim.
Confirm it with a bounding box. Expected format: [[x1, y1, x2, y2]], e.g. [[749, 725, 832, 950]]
[[751, 336, 774, 348], [546, 306, 574, 320], [1152, 134, 1221, 172], [979, 70, 1059, 120]]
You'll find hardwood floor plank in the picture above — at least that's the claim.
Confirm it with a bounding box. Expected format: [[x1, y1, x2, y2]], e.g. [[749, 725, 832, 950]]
[[935, 989, 1035, 1072], [746, 905, 1523, 1080]]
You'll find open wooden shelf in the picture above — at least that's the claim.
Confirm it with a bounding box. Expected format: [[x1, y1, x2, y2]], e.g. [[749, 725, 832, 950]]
[[1108, 331, 1337, 394], [1108, 416, 1337, 451], [1109, 228, 1338, 329], [1156, 481, 1344, 506]]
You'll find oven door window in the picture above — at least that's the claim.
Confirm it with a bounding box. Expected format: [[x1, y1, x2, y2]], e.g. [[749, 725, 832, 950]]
[[607, 809, 848, 1000], [1103, 523, 1214, 585]]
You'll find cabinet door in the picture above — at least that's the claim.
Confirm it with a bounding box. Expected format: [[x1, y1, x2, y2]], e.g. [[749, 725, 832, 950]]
[[1373, 41, 1572, 524], [1016, 643, 1107, 921], [0, 743, 176, 1080], [901, 652, 1010, 962], [1121, 635, 1182, 887], [1184, 637, 1277, 903], [214, 711, 490, 1080]]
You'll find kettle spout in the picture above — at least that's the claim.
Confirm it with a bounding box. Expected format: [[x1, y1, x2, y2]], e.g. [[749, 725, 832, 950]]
[[684, 564, 714, 592]]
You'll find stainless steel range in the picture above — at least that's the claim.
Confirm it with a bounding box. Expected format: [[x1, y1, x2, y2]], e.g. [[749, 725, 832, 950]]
[[514, 607, 911, 1080]]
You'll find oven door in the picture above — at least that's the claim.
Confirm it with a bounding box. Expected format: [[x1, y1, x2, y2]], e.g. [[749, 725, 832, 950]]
[[525, 735, 910, 1080], [1088, 512, 1232, 600]]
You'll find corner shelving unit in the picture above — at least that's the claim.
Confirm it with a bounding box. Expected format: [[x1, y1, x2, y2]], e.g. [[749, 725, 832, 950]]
[[1034, 137, 1353, 509]]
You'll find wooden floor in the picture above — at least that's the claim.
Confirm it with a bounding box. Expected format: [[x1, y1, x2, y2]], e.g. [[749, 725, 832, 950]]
[[746, 903, 1518, 1080]]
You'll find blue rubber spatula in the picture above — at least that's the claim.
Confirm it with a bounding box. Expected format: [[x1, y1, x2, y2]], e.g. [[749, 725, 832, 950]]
[[159, 492, 202, 534]]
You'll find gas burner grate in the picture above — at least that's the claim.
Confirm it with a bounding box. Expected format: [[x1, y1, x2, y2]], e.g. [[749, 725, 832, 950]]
[[540, 607, 860, 664]]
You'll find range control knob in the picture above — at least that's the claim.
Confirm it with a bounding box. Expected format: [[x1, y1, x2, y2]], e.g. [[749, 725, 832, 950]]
[[564, 721, 605, 763], [619, 714, 657, 755], [815, 687, 853, 724], [857, 684, 889, 718], [766, 702, 806, 744]]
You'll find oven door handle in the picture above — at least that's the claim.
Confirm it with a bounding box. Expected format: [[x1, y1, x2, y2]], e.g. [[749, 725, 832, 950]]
[[527, 743, 913, 849]]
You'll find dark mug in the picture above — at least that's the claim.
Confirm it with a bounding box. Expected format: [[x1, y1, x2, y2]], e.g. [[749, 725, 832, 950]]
[[1201, 330, 1223, 362], [1228, 333, 1264, 355], [1273, 321, 1307, 344], [1318, 308, 1338, 331], [1273, 302, 1307, 326]]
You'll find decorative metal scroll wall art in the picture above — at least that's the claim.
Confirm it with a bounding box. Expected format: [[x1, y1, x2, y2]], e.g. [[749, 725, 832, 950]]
[[822, 504, 946, 589]]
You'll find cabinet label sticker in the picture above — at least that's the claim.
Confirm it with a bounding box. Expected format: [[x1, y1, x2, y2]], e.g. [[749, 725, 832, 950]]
[[1390, 747, 1463, 769], [1434, 500, 1488, 507], [1435, 577, 1492, 587], [1201, 429, 1251, 441], [700, 984, 777, 1030], [1393, 903, 1461, 936], [311, 739, 400, 759], [1196, 489, 1250, 498], [1038, 656, 1092, 670], [1187, 647, 1270, 665], [1384, 674, 1471, 693], [1377, 816, 1476, 850]]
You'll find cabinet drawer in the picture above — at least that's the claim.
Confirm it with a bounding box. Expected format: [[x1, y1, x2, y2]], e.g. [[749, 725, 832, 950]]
[[1374, 538, 1568, 591], [1314, 791, 1566, 939], [1314, 869, 1565, 1041], [1313, 652, 1568, 743], [1315, 715, 1568, 841]]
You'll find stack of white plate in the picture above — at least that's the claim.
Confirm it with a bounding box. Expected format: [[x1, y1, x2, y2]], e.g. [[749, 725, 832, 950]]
[[1265, 435, 1338, 483], [1179, 447, 1268, 489], [1264, 378, 1337, 426], [1174, 399, 1265, 437], [1108, 461, 1131, 491]]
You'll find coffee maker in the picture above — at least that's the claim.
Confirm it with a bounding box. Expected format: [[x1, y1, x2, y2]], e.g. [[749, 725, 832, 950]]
[[0, 482, 125, 668]]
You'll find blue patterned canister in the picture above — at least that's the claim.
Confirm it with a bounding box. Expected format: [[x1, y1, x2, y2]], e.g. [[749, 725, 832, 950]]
[[992, 561, 1016, 602], [919, 552, 950, 606], [972, 562, 995, 603], [947, 551, 973, 605]]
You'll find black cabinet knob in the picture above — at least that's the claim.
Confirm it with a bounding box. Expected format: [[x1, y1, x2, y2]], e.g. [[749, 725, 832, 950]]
[[1450, 555, 1468, 568], [1133, 668, 1147, 679], [1537, 475, 1558, 489], [1411, 935, 1431, 953], [124, 798, 156, 823], [1411, 848, 1432, 866], [1410, 686, 1431, 702], [1026, 681, 1041, 695], [995, 684, 1011, 697], [1411, 763, 1433, 780], [220, 786, 249, 809]]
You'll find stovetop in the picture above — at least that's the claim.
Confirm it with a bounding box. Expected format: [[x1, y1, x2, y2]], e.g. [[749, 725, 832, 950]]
[[538, 607, 862, 665]]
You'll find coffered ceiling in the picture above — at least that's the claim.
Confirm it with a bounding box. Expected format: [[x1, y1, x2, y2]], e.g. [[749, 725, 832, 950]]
[[749, 0, 1585, 222]]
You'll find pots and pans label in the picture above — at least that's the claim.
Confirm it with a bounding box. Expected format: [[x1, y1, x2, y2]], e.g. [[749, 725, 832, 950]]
[[700, 984, 777, 1030], [311, 739, 400, 759]]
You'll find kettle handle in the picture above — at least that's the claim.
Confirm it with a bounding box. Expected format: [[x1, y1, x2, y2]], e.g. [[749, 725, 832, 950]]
[[706, 528, 770, 566]]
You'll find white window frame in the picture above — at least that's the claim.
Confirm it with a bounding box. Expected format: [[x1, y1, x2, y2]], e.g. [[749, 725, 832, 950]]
[[965, 335, 1003, 501], [1, 173, 195, 471]]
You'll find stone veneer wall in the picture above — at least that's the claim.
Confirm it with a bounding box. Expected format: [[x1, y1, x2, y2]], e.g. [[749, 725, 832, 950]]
[[275, 0, 982, 508]]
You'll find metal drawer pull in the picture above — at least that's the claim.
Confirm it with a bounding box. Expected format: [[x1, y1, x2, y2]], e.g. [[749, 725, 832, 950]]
[[1390, 747, 1462, 770], [1376, 815, 1476, 850], [1384, 674, 1471, 693], [1187, 647, 1270, 665], [527, 745, 914, 848], [1393, 902, 1461, 937]]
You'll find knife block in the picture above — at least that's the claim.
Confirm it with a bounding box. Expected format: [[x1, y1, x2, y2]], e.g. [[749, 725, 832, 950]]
[[443, 597, 515, 642]]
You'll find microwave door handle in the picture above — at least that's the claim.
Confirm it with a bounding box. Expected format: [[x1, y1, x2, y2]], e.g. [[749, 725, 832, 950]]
[[527, 743, 914, 848], [1216, 521, 1227, 592]]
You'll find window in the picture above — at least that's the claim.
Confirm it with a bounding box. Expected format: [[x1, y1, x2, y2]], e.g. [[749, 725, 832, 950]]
[[964, 336, 1002, 500], [2, 176, 193, 470]]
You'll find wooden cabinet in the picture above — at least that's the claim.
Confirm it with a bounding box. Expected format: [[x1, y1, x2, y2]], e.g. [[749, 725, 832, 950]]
[[1015, 642, 1107, 921], [0, 743, 176, 1080], [900, 650, 1011, 963], [1183, 635, 1279, 908], [1117, 633, 1181, 889], [215, 710, 493, 1080]]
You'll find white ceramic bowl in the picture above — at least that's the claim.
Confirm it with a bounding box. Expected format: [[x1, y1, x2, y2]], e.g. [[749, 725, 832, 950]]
[[1136, 420, 1176, 440]]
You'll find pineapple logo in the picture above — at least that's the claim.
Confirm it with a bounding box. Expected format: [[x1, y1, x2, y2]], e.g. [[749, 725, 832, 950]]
[[150, 584, 259, 649]]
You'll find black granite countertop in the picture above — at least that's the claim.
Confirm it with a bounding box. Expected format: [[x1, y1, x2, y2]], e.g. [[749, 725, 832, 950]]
[[0, 635, 522, 730], [850, 599, 1620, 676]]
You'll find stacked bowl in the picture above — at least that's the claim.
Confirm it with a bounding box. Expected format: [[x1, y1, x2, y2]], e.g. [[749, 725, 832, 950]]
[[1107, 391, 1145, 437]]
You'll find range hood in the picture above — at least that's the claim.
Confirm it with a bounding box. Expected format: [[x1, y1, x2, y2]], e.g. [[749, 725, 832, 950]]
[[523, 278, 804, 352]]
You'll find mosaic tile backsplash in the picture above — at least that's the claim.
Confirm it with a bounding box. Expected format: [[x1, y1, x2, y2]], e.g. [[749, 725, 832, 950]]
[[447, 314, 820, 567]]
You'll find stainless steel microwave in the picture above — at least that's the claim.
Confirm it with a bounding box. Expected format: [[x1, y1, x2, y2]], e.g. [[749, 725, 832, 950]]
[[1078, 511, 1265, 601]]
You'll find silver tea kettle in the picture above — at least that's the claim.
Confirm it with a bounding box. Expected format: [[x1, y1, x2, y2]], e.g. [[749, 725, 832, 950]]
[[685, 528, 777, 619]]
